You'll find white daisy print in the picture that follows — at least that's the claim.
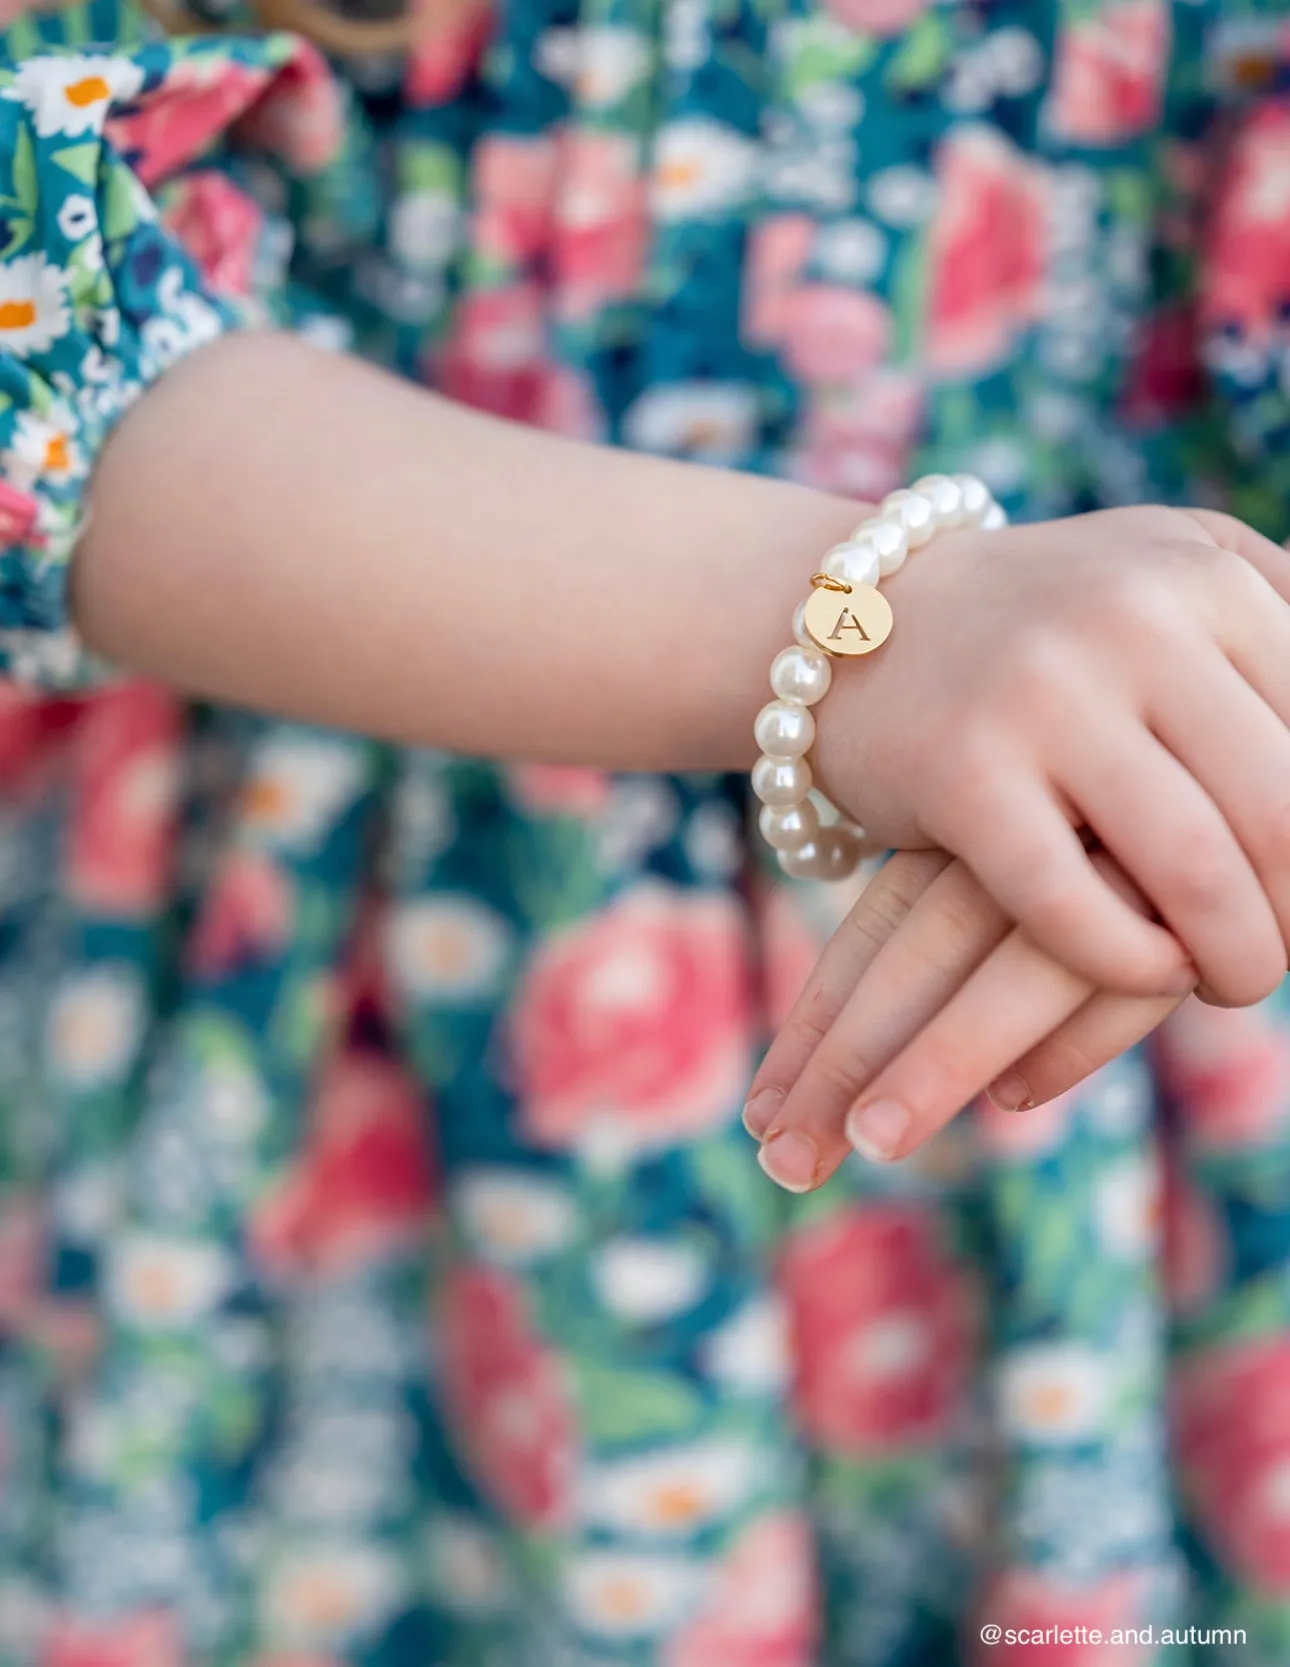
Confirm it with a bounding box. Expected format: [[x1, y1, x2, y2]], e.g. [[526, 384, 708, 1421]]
[[996, 1342, 1113, 1443], [239, 735, 366, 853], [562, 1550, 704, 1639], [575, 27, 652, 108], [592, 1235, 709, 1322], [261, 1543, 406, 1645], [701, 1295, 793, 1394], [7, 405, 80, 488], [4, 54, 144, 139], [106, 1231, 235, 1329], [46, 964, 145, 1088], [388, 188, 459, 270], [579, 1439, 759, 1537], [0, 254, 70, 357], [622, 381, 759, 463], [452, 1168, 577, 1266], [650, 119, 757, 220], [385, 895, 513, 1001]]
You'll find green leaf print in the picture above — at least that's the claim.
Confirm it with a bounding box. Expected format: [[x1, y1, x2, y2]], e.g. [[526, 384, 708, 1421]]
[[10, 123, 37, 221], [782, 18, 877, 100], [886, 13, 953, 90], [102, 157, 143, 243], [267, 970, 333, 1070], [889, 232, 928, 366], [398, 140, 462, 197], [571, 1362, 704, 1445], [507, 819, 608, 933], [50, 141, 101, 188], [690, 1139, 781, 1249]]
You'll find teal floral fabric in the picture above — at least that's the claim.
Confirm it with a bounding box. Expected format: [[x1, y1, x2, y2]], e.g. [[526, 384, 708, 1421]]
[[1, 1, 1290, 1665]]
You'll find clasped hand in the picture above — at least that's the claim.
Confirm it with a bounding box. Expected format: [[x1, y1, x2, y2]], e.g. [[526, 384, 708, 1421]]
[[746, 505, 1290, 1189]]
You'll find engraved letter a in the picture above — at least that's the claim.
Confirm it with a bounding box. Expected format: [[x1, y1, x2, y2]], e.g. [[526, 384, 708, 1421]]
[[828, 608, 870, 643]]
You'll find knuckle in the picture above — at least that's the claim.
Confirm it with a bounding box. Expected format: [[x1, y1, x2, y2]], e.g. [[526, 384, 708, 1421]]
[[999, 630, 1084, 716], [847, 855, 938, 943], [811, 1049, 874, 1111], [786, 981, 835, 1056], [1101, 566, 1178, 639], [898, 1035, 966, 1112], [1028, 1033, 1099, 1100], [1159, 829, 1234, 915], [911, 887, 998, 977], [1006, 626, 1068, 688], [1014, 864, 1087, 936], [926, 729, 1006, 819]]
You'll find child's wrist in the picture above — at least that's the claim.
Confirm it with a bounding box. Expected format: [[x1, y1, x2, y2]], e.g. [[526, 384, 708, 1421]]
[[751, 475, 1005, 880]]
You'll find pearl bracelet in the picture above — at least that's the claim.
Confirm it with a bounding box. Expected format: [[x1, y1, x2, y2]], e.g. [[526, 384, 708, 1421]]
[[752, 473, 1006, 882]]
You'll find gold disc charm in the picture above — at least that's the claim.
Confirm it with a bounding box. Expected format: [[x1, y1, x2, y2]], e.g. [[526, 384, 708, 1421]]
[[802, 579, 894, 657]]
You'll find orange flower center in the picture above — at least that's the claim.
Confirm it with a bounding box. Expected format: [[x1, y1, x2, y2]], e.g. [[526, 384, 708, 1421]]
[[288, 1574, 356, 1629], [65, 75, 111, 107], [132, 1263, 179, 1311], [242, 778, 289, 822], [419, 926, 471, 975], [649, 1483, 704, 1525], [44, 434, 68, 471], [656, 159, 701, 190], [1028, 1384, 1074, 1423], [601, 1578, 649, 1622], [0, 302, 36, 331]]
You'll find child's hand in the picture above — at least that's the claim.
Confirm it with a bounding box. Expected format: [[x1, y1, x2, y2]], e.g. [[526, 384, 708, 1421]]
[[743, 850, 1186, 1189], [812, 505, 1290, 1005]]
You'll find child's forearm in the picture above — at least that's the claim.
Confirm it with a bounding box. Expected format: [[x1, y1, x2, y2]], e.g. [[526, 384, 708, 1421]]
[[75, 331, 861, 770]]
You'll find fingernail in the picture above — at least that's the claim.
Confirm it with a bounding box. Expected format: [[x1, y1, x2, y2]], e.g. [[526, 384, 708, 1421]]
[[742, 1088, 782, 1140], [986, 1072, 1032, 1113], [845, 1098, 909, 1162], [756, 1128, 820, 1192]]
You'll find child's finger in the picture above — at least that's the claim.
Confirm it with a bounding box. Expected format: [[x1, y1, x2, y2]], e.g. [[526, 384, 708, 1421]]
[[752, 861, 1011, 1190], [743, 848, 951, 1142], [986, 985, 1184, 1113], [1060, 711, 1285, 1009], [1184, 507, 1290, 609], [841, 927, 1101, 1162], [840, 851, 1179, 1161], [1147, 652, 1290, 979], [926, 766, 1195, 998]]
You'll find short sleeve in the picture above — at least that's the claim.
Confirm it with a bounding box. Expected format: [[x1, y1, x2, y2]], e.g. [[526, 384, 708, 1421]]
[[0, 44, 240, 686], [0, 29, 355, 688]]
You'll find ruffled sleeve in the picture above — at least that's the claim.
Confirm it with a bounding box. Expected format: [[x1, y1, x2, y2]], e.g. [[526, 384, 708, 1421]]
[[0, 29, 357, 687], [0, 44, 236, 685]]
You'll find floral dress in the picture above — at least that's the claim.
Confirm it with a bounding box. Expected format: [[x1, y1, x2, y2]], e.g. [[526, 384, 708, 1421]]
[[1, 0, 1290, 1662]]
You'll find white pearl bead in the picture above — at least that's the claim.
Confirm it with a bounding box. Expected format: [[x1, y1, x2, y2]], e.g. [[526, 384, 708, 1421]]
[[792, 600, 814, 648], [777, 824, 862, 881], [850, 515, 909, 577], [881, 488, 936, 549], [912, 473, 966, 529], [754, 699, 815, 760], [759, 799, 819, 852], [821, 540, 880, 588], [954, 474, 993, 525], [980, 501, 1007, 530], [770, 644, 832, 706], [752, 753, 812, 808]]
